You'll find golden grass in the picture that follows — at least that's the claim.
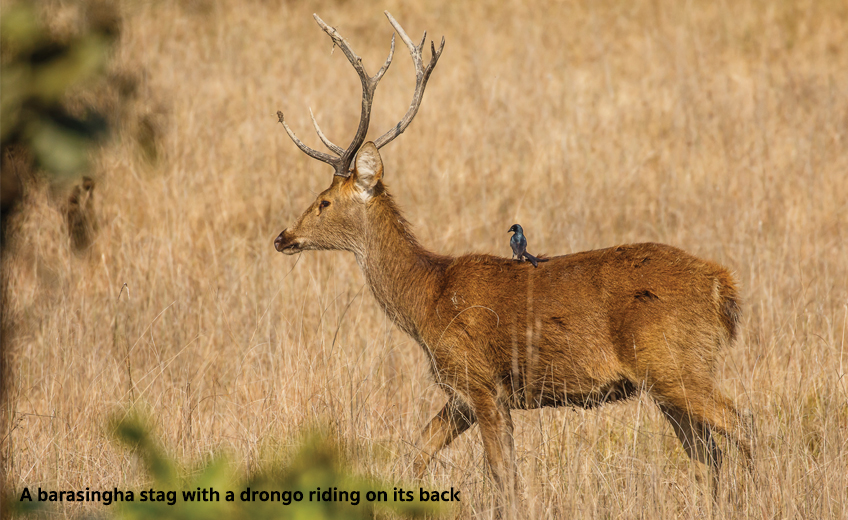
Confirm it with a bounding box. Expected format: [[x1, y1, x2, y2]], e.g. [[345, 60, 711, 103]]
[[3, 0, 848, 517]]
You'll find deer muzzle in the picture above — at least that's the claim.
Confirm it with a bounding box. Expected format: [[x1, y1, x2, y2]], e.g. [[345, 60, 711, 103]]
[[274, 230, 301, 254]]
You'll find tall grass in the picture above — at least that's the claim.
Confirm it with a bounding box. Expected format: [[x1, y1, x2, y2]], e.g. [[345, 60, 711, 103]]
[[3, 0, 847, 517]]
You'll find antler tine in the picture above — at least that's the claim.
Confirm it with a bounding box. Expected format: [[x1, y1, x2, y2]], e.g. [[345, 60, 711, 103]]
[[277, 111, 339, 165], [313, 14, 371, 85], [308, 108, 344, 156], [384, 11, 417, 58], [374, 12, 445, 150], [374, 34, 395, 83]]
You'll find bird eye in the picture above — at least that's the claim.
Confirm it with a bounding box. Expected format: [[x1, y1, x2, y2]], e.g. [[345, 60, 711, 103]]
[[319, 200, 330, 209]]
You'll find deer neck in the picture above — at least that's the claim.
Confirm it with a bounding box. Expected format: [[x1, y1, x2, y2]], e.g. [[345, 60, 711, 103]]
[[354, 192, 446, 342]]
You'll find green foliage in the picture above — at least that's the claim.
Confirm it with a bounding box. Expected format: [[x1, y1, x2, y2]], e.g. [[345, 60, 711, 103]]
[[107, 410, 442, 520], [0, 2, 115, 177]]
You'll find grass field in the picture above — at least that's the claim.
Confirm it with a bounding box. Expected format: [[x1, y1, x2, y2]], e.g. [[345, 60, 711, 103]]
[[3, 0, 847, 517]]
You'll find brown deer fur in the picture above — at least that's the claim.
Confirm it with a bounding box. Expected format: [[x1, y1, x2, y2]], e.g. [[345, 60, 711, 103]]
[[275, 143, 754, 503]]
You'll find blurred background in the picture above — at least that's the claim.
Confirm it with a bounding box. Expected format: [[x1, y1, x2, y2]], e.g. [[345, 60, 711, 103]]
[[2, 0, 846, 517]]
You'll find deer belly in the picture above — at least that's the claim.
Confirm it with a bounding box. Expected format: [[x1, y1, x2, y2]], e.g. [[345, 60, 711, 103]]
[[502, 368, 637, 410]]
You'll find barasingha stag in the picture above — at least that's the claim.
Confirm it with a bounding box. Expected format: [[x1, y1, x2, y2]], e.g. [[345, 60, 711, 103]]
[[274, 11, 753, 512]]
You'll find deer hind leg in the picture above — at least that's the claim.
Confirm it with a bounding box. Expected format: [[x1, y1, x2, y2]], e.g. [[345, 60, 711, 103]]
[[704, 395, 755, 472], [658, 393, 756, 494], [413, 396, 475, 478], [662, 392, 754, 467], [659, 404, 722, 492]]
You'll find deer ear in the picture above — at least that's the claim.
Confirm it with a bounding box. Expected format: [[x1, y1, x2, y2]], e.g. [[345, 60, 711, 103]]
[[352, 142, 383, 201]]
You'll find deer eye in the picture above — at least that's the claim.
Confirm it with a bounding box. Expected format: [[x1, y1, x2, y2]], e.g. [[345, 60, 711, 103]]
[[319, 200, 330, 209]]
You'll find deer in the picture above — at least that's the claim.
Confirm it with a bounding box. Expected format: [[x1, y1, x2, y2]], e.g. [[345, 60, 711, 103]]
[[274, 11, 754, 512]]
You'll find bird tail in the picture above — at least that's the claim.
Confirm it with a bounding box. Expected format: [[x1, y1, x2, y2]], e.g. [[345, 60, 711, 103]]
[[524, 252, 549, 268]]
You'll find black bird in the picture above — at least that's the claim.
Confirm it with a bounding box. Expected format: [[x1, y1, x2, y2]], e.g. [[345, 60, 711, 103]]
[[508, 224, 549, 268]]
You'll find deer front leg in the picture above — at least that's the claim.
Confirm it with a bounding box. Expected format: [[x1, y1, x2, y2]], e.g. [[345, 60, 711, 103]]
[[496, 399, 519, 502], [413, 396, 476, 478], [473, 392, 518, 517]]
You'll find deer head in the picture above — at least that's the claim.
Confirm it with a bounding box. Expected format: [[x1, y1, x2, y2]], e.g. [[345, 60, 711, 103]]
[[274, 12, 443, 256]]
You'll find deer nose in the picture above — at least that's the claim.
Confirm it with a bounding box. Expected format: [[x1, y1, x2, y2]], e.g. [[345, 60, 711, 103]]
[[274, 231, 286, 252]]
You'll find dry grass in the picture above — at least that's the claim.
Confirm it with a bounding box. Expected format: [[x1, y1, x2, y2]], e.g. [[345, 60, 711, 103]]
[[3, 0, 848, 517]]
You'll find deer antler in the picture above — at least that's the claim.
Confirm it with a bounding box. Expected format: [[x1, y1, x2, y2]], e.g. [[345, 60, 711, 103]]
[[277, 12, 444, 177]]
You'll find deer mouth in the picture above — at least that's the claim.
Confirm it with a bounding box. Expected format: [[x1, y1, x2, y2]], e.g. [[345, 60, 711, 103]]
[[274, 231, 302, 254]]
